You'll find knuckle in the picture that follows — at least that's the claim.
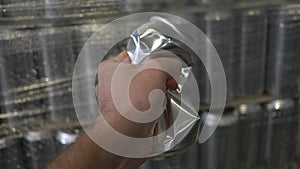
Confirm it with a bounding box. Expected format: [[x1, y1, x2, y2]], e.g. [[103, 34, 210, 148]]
[[98, 61, 109, 74]]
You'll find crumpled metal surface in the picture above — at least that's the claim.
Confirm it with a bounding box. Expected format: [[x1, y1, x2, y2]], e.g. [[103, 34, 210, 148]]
[[127, 26, 171, 64], [126, 16, 200, 156], [127, 16, 193, 93]]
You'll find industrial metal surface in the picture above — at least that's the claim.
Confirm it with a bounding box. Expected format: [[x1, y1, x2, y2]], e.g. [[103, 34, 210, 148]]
[[266, 4, 300, 98], [0, 1, 299, 169]]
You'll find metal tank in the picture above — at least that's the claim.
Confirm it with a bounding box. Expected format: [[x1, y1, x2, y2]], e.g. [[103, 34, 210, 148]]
[[259, 99, 299, 169], [237, 103, 263, 169], [46, 85, 76, 124], [0, 29, 40, 90], [23, 127, 56, 169], [36, 25, 78, 124], [38, 26, 75, 81], [198, 108, 239, 169], [71, 23, 101, 76], [235, 8, 267, 97], [297, 99, 300, 166], [0, 127, 24, 169], [1, 1, 44, 17], [0, 28, 49, 128], [198, 0, 234, 5], [1, 0, 37, 5], [71, 24, 96, 61], [266, 4, 300, 98], [0, 1, 299, 169], [0, 56, 8, 114], [201, 10, 236, 104], [124, 0, 162, 12]]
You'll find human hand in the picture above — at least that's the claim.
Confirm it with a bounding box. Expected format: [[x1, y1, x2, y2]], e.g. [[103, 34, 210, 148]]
[[95, 51, 182, 139], [44, 51, 182, 169]]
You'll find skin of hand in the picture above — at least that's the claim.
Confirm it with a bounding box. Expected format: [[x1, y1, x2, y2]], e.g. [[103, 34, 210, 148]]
[[44, 51, 181, 169]]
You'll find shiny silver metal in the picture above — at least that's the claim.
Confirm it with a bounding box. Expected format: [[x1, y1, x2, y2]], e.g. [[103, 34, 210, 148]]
[[237, 103, 262, 169], [126, 16, 201, 157], [260, 99, 299, 169], [55, 127, 82, 153], [298, 99, 300, 167], [36, 26, 79, 124], [44, 0, 124, 19], [199, 108, 239, 169], [0, 127, 24, 169], [201, 10, 235, 103], [235, 8, 267, 97], [198, 0, 234, 5], [38, 26, 75, 81], [23, 128, 56, 169], [0, 58, 7, 107], [47, 90, 76, 123], [139, 144, 199, 169], [154, 121, 200, 158], [2, 0, 48, 18], [266, 4, 300, 98], [0, 29, 40, 90], [103, 39, 201, 157], [124, 0, 161, 12], [44, 0, 74, 18], [1, 0, 37, 5], [71, 24, 98, 61], [0, 29, 50, 128]]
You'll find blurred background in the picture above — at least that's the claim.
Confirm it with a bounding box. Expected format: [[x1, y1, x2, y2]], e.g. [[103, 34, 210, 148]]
[[0, 0, 299, 169]]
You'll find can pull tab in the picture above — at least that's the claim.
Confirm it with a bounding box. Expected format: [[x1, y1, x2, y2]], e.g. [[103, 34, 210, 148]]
[[127, 16, 200, 151]]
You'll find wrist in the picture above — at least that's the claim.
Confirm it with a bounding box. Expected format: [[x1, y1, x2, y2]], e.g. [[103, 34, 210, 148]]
[[87, 118, 146, 169]]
